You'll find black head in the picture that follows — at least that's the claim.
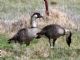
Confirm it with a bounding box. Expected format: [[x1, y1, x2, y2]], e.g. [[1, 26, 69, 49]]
[[31, 12, 43, 18], [66, 31, 72, 47], [36, 33, 42, 39]]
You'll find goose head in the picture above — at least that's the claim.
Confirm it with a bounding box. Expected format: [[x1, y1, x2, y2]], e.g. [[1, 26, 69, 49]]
[[31, 12, 43, 19], [31, 12, 43, 28]]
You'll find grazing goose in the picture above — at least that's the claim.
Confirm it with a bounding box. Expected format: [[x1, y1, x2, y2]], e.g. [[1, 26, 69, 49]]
[[36, 24, 72, 48], [8, 12, 43, 46]]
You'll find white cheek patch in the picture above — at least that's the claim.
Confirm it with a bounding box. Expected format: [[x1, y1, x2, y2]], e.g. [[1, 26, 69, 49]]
[[34, 15, 37, 18]]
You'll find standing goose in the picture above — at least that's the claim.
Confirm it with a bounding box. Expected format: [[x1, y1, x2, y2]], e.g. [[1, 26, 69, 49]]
[[8, 12, 43, 46], [36, 24, 72, 48]]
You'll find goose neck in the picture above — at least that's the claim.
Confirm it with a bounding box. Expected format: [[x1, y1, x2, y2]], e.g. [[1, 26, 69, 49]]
[[31, 17, 37, 28]]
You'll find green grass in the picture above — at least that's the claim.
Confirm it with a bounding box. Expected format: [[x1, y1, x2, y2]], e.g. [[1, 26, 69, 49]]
[[0, 31, 80, 60], [0, 56, 16, 60], [0, 34, 13, 50]]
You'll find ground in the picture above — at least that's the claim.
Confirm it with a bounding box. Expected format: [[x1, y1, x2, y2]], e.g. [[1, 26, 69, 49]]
[[0, 0, 80, 60], [0, 31, 80, 60]]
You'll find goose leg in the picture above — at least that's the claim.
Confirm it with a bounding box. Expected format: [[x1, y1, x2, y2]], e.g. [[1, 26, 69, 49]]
[[53, 38, 57, 47], [19, 40, 23, 45], [48, 38, 52, 48]]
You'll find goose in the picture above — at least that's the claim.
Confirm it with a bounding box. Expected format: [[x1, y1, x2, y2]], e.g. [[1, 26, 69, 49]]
[[36, 24, 72, 48], [8, 12, 43, 46]]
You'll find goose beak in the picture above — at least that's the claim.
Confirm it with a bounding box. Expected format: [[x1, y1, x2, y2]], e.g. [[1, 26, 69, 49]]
[[41, 16, 44, 19], [39, 16, 44, 20]]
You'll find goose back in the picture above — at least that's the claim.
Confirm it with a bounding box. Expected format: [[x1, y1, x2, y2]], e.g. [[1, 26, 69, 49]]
[[41, 24, 65, 38]]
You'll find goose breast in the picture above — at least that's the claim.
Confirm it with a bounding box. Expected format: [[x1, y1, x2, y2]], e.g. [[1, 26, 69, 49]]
[[28, 28, 40, 38]]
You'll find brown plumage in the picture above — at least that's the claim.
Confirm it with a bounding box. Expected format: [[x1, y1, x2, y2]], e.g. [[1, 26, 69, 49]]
[[36, 24, 72, 48], [8, 12, 43, 46]]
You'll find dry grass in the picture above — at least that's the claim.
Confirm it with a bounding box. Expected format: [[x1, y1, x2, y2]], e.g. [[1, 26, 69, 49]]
[[38, 7, 77, 29], [0, 6, 77, 34]]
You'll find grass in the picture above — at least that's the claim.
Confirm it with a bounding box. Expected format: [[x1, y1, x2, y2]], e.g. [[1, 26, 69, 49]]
[[0, 31, 80, 60], [0, 34, 13, 50], [0, 0, 44, 20], [0, 0, 80, 21], [0, 0, 80, 60], [49, 0, 80, 24]]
